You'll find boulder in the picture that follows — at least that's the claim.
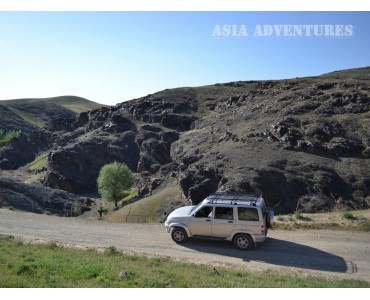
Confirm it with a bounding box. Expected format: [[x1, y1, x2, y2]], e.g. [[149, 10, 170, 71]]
[[325, 137, 365, 157], [180, 165, 221, 205]]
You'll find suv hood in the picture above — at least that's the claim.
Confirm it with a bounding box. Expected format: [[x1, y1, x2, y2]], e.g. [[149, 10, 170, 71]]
[[168, 206, 195, 218]]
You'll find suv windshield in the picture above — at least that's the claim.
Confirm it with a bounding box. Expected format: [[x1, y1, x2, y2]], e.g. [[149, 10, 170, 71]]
[[189, 202, 202, 214]]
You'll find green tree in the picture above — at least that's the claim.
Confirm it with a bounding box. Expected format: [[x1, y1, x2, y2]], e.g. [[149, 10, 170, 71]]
[[97, 162, 134, 209]]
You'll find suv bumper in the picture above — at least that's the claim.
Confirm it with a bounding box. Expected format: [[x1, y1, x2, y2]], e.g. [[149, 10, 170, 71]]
[[164, 221, 170, 232], [254, 234, 266, 244]]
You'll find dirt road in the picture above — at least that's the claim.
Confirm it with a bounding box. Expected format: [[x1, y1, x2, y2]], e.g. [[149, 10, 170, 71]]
[[1, 208, 369, 282]]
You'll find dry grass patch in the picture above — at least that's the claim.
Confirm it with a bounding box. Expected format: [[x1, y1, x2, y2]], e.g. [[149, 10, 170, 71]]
[[107, 184, 186, 223], [273, 209, 370, 232]]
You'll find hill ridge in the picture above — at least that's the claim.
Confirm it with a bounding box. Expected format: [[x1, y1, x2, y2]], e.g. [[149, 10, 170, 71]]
[[0, 95, 104, 133]]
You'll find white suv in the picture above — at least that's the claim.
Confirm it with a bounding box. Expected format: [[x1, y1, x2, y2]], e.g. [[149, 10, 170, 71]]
[[165, 194, 274, 250]]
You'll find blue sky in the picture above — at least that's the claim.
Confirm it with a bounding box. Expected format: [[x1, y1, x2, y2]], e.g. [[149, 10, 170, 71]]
[[0, 11, 369, 105]]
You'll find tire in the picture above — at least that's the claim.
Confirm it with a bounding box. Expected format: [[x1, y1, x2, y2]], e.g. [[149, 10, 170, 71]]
[[171, 227, 188, 244], [233, 233, 253, 250]]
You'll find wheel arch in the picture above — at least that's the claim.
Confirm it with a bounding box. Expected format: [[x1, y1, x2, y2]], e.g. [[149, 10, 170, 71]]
[[230, 230, 255, 245], [169, 223, 191, 237]]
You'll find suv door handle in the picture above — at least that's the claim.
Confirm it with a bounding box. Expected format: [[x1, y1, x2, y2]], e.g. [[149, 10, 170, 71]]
[[228, 221, 233, 223], [206, 219, 211, 222]]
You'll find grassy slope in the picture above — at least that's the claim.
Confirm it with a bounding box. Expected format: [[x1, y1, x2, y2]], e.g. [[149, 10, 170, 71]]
[[107, 183, 187, 223], [7, 106, 46, 127], [41, 95, 104, 113], [0, 235, 368, 288], [0, 96, 104, 128]]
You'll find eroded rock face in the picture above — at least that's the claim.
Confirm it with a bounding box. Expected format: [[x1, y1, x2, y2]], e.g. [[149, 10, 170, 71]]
[[253, 162, 356, 213], [0, 177, 91, 216], [44, 134, 140, 194], [39, 94, 192, 195], [44, 122, 180, 194], [0, 131, 52, 169], [123, 89, 198, 131], [180, 165, 222, 205]]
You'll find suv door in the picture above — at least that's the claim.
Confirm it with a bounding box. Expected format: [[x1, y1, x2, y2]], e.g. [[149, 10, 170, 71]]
[[190, 206, 213, 236], [212, 206, 235, 238], [236, 207, 264, 234]]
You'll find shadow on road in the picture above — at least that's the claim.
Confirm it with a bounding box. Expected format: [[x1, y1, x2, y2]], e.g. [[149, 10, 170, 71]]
[[179, 236, 352, 274]]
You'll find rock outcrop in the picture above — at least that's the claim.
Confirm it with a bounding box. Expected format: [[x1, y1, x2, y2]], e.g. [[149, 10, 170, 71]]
[[0, 177, 91, 216]]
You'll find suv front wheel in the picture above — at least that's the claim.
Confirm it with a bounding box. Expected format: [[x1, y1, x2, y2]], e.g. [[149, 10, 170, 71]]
[[171, 227, 188, 243], [233, 233, 253, 250]]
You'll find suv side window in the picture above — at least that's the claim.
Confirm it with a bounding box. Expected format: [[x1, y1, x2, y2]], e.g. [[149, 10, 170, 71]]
[[238, 207, 259, 221], [214, 207, 233, 220], [194, 206, 213, 218]]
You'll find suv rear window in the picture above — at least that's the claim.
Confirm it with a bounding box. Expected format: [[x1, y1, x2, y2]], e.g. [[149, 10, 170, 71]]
[[238, 207, 259, 221]]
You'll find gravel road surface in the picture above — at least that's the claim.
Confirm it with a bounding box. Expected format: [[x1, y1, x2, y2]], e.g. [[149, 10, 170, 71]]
[[1, 209, 369, 282]]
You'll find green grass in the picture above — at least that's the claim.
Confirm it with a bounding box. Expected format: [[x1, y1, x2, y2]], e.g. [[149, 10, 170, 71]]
[[0, 129, 21, 147], [60, 103, 102, 113], [0, 235, 368, 288], [7, 107, 45, 127], [27, 153, 48, 172], [0, 139, 8, 147], [121, 188, 139, 204]]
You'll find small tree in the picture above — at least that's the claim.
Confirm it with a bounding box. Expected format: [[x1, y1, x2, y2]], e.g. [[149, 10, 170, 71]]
[[97, 205, 108, 219], [97, 162, 134, 209]]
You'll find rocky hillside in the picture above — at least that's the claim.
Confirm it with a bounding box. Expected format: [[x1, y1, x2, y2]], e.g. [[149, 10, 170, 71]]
[[0, 96, 103, 133], [0, 67, 369, 215]]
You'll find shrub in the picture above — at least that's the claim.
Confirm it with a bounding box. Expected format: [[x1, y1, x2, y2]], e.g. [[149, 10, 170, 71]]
[[97, 205, 108, 219], [277, 215, 284, 221], [47, 241, 59, 250], [70, 202, 82, 217], [294, 211, 303, 220], [105, 246, 120, 256], [16, 263, 35, 275], [342, 211, 355, 220]]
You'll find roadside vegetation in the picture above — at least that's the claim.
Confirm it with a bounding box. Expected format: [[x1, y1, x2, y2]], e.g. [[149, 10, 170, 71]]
[[273, 209, 370, 232], [107, 184, 185, 223], [0, 235, 368, 288]]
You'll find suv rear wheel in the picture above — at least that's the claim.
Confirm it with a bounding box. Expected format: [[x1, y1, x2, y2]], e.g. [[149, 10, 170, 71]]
[[233, 233, 253, 250], [171, 227, 188, 243]]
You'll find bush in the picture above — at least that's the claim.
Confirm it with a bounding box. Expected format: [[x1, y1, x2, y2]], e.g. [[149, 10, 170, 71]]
[[71, 203, 81, 217], [294, 211, 303, 220], [277, 215, 284, 221], [105, 246, 120, 256], [342, 211, 355, 220], [97, 205, 108, 219]]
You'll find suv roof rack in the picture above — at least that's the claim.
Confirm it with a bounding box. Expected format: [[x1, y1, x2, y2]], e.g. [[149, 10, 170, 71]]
[[205, 193, 263, 206]]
